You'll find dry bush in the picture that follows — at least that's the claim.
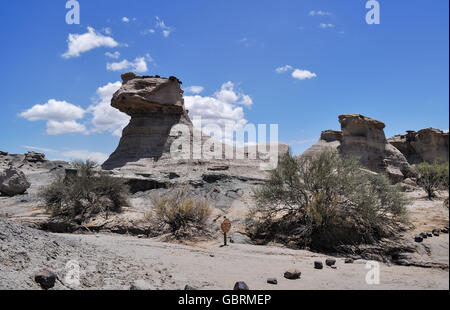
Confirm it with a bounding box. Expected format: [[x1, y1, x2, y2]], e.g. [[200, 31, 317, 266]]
[[414, 161, 449, 199], [40, 160, 129, 222], [248, 151, 409, 252], [146, 187, 212, 239]]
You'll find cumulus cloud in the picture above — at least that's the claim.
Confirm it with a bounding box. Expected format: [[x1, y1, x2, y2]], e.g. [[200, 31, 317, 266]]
[[105, 51, 120, 59], [19, 99, 85, 122], [155, 16, 174, 37], [122, 17, 130, 23], [184, 82, 254, 143], [62, 27, 119, 58], [46, 120, 87, 135], [319, 23, 334, 29], [292, 69, 317, 80], [106, 54, 152, 73], [275, 65, 293, 74], [87, 81, 130, 137], [309, 10, 332, 16], [185, 86, 205, 94]]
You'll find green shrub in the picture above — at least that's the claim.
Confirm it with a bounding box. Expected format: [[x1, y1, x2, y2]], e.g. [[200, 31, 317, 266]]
[[248, 151, 409, 252], [146, 187, 212, 239], [40, 160, 129, 222], [414, 161, 449, 199]]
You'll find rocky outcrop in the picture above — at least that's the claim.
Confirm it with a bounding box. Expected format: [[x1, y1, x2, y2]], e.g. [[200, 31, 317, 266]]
[[0, 167, 31, 196], [301, 130, 342, 159], [338, 114, 410, 182], [24, 152, 46, 163], [301, 114, 411, 182], [388, 129, 449, 165]]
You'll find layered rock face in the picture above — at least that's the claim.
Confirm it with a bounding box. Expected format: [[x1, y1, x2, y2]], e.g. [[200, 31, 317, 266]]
[[338, 114, 410, 182], [388, 129, 449, 165], [102, 73, 192, 169], [301, 114, 411, 182]]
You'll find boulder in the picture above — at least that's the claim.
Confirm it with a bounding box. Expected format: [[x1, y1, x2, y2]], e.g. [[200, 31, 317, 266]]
[[414, 235, 423, 243], [344, 258, 354, 264], [388, 129, 449, 165], [314, 261, 323, 269], [233, 281, 249, 290], [325, 258, 336, 267], [0, 151, 8, 156], [34, 269, 56, 290], [284, 269, 301, 280], [184, 285, 197, 290], [0, 167, 31, 196], [432, 229, 440, 236], [267, 278, 278, 285]]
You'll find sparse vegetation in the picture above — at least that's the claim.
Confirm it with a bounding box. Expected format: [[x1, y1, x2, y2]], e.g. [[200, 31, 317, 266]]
[[248, 151, 409, 252], [40, 160, 129, 222], [146, 186, 212, 239], [414, 161, 449, 199]]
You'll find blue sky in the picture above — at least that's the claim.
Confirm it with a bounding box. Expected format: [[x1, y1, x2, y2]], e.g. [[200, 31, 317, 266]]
[[1, 0, 448, 162]]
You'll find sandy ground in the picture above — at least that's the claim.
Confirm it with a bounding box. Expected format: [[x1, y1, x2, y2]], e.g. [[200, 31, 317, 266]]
[[60, 232, 449, 290]]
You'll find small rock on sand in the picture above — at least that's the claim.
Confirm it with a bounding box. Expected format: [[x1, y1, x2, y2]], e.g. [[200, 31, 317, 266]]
[[326, 258, 336, 267], [314, 261, 323, 269], [284, 269, 301, 280], [267, 278, 277, 285], [34, 269, 56, 290], [234, 282, 249, 290]]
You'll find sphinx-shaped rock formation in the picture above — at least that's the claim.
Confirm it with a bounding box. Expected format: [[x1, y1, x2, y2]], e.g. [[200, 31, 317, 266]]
[[301, 114, 410, 182], [388, 129, 449, 164], [102, 73, 193, 169]]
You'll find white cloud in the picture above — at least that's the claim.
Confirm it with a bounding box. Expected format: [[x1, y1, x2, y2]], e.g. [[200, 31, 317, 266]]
[[22, 145, 57, 153], [106, 54, 152, 73], [103, 27, 112, 35], [46, 120, 87, 135], [309, 10, 332, 16], [122, 17, 130, 23], [292, 69, 317, 80], [62, 27, 119, 58], [19, 99, 85, 121], [275, 65, 293, 74], [185, 86, 205, 94], [105, 51, 120, 59], [184, 82, 253, 143], [319, 23, 334, 29], [155, 16, 174, 37], [87, 81, 130, 137], [61, 150, 109, 164]]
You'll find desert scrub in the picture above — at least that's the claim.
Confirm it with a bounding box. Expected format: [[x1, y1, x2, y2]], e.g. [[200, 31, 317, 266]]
[[146, 187, 212, 239], [248, 151, 409, 252], [40, 160, 129, 222], [414, 161, 449, 199]]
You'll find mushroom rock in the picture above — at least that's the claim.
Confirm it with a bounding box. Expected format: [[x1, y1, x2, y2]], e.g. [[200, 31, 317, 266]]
[[102, 73, 194, 169], [388, 128, 449, 165], [338, 114, 410, 182]]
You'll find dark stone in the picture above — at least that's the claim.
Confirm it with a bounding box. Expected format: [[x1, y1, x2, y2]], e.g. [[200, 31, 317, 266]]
[[284, 269, 301, 280], [432, 229, 440, 236], [441, 228, 449, 234], [414, 235, 423, 242], [34, 270, 56, 290], [426, 232, 433, 237], [314, 261, 323, 269], [345, 258, 354, 264], [184, 285, 197, 290], [267, 278, 278, 285], [325, 258, 336, 267], [233, 282, 249, 290], [419, 232, 427, 239]]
